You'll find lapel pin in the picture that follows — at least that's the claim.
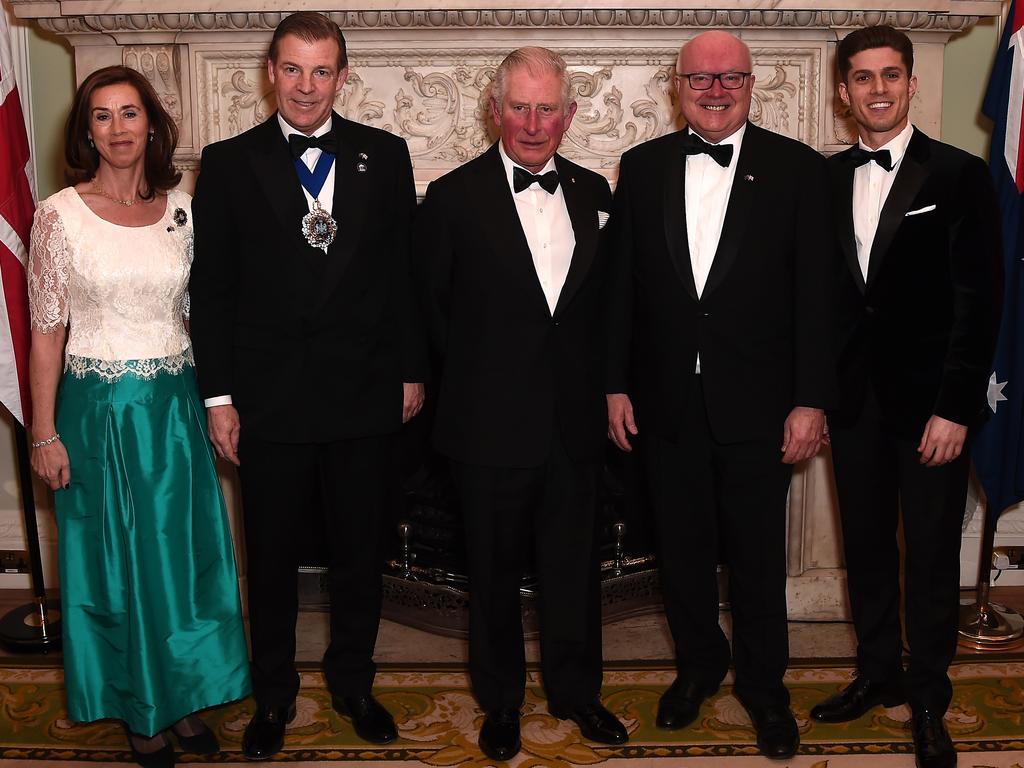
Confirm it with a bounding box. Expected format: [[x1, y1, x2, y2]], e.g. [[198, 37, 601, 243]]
[[358, 152, 368, 160], [356, 162, 367, 172], [744, 174, 755, 182]]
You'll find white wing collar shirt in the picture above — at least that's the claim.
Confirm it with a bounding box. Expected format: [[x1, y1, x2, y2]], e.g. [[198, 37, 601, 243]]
[[499, 142, 576, 315], [852, 121, 914, 281], [203, 114, 337, 408], [684, 122, 745, 373]]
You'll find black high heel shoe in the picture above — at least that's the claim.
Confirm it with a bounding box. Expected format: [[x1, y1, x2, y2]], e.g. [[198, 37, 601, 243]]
[[171, 715, 219, 754], [126, 730, 175, 768]]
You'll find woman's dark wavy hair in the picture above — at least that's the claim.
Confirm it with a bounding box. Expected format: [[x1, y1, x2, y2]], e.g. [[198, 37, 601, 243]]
[[64, 65, 181, 196]]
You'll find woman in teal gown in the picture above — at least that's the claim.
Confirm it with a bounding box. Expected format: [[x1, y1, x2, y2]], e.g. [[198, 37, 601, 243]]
[[27, 65, 250, 767]]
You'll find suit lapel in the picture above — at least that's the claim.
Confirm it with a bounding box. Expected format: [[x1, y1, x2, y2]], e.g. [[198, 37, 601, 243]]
[[248, 116, 310, 255], [865, 128, 929, 290], [316, 114, 368, 307], [701, 122, 756, 299], [662, 133, 698, 300], [834, 148, 865, 293], [472, 144, 552, 316], [552, 154, 597, 317]]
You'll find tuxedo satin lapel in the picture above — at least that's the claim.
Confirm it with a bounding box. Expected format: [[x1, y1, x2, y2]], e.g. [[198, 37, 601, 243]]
[[835, 151, 865, 293], [552, 155, 596, 317], [865, 134, 928, 291], [701, 124, 756, 299], [317, 116, 367, 307], [248, 117, 310, 254], [662, 136, 698, 300], [473, 144, 552, 317]]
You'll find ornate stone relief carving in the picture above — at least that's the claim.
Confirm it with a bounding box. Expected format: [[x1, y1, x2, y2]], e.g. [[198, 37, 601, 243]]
[[193, 46, 820, 177], [124, 45, 191, 148]]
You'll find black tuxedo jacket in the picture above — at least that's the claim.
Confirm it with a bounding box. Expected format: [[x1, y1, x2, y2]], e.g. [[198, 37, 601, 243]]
[[415, 143, 613, 467], [606, 122, 838, 444], [189, 112, 426, 443], [828, 128, 1003, 437]]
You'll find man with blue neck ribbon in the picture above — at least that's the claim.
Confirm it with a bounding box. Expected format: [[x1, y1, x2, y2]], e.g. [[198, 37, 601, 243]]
[[189, 11, 426, 760]]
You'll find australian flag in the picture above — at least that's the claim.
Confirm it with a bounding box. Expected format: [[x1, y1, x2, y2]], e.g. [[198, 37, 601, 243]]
[[973, 0, 1024, 518]]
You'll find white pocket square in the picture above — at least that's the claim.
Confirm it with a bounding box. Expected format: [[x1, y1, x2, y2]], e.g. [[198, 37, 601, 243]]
[[598, 211, 610, 229], [905, 204, 937, 217]]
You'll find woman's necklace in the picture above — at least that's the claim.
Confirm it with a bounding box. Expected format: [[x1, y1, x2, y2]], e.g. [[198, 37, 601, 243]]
[[91, 178, 142, 207]]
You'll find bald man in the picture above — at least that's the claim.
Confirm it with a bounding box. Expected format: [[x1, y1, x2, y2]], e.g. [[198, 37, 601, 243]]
[[606, 31, 837, 759]]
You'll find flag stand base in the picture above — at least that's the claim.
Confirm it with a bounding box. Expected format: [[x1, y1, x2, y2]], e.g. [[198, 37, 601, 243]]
[[957, 597, 1024, 650], [0, 598, 62, 653]]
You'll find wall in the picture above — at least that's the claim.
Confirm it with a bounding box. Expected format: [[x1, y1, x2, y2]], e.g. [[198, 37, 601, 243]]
[[0, 16, 1006, 588], [943, 16, 1000, 157]]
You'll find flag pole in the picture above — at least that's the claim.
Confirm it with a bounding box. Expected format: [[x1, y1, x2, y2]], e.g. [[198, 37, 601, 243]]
[[0, 419, 61, 652], [958, 493, 1024, 649]]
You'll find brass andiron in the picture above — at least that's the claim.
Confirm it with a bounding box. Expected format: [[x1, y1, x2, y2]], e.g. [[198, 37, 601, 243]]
[[611, 521, 626, 577], [0, 423, 62, 653], [397, 521, 416, 581], [958, 497, 1024, 649]]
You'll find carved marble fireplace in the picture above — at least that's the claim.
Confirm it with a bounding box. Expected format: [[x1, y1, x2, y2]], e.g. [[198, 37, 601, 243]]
[[10, 0, 1003, 619]]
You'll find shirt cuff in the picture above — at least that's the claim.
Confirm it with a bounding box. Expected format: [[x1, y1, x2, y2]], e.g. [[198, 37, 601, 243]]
[[204, 395, 233, 408]]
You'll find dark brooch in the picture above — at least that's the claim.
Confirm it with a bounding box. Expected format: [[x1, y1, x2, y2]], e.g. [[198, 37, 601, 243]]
[[172, 208, 188, 227]]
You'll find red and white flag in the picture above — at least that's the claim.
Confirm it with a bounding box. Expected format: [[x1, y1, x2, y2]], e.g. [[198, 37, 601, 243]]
[[0, 8, 35, 426]]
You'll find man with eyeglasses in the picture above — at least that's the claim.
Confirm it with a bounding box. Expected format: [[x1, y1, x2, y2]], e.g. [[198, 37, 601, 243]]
[[606, 30, 837, 759]]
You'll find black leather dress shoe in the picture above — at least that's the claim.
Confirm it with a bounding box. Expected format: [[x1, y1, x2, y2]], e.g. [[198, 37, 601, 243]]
[[656, 679, 718, 730], [550, 701, 628, 744], [479, 708, 521, 762], [242, 703, 296, 761], [912, 709, 956, 768], [810, 676, 905, 723], [746, 704, 799, 760], [332, 694, 398, 745]]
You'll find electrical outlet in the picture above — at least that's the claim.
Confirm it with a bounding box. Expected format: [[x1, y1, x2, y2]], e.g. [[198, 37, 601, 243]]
[[0, 550, 29, 574], [992, 547, 1024, 570]]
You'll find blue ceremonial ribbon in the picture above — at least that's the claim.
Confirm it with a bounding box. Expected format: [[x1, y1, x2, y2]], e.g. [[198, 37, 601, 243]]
[[294, 151, 335, 199]]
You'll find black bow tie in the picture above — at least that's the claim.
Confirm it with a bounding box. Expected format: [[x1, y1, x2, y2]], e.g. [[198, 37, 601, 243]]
[[681, 132, 733, 168], [513, 166, 560, 194], [848, 146, 893, 171], [289, 132, 338, 159]]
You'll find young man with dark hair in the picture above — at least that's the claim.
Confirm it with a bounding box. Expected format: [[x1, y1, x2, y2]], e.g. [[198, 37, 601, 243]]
[[813, 24, 1003, 768]]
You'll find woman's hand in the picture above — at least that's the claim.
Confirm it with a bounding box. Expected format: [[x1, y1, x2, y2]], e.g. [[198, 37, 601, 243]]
[[31, 438, 71, 490]]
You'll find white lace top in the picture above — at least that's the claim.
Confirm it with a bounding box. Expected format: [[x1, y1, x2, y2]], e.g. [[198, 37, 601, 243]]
[[27, 186, 194, 382]]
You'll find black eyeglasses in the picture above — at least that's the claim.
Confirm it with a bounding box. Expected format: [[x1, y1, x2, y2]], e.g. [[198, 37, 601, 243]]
[[675, 72, 752, 91]]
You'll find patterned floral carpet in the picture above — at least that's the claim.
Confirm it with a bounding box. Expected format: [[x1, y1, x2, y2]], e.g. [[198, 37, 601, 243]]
[[2, 660, 1024, 766]]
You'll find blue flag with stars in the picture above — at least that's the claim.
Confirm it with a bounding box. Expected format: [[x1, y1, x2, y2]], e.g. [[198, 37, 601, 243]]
[[973, 1, 1024, 518]]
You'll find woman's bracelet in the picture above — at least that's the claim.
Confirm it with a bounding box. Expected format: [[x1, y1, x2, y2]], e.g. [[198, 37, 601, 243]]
[[31, 433, 61, 448]]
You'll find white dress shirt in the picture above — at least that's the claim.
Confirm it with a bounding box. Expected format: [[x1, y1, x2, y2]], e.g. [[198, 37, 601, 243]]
[[852, 122, 914, 281], [204, 115, 337, 408], [684, 124, 746, 373], [499, 143, 576, 315], [278, 113, 337, 215]]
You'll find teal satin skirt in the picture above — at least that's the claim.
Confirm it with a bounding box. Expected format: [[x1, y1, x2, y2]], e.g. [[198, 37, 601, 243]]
[[54, 362, 250, 736]]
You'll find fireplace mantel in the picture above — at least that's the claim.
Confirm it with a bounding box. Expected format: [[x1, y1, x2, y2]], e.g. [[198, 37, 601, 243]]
[[12, 0, 1002, 195]]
